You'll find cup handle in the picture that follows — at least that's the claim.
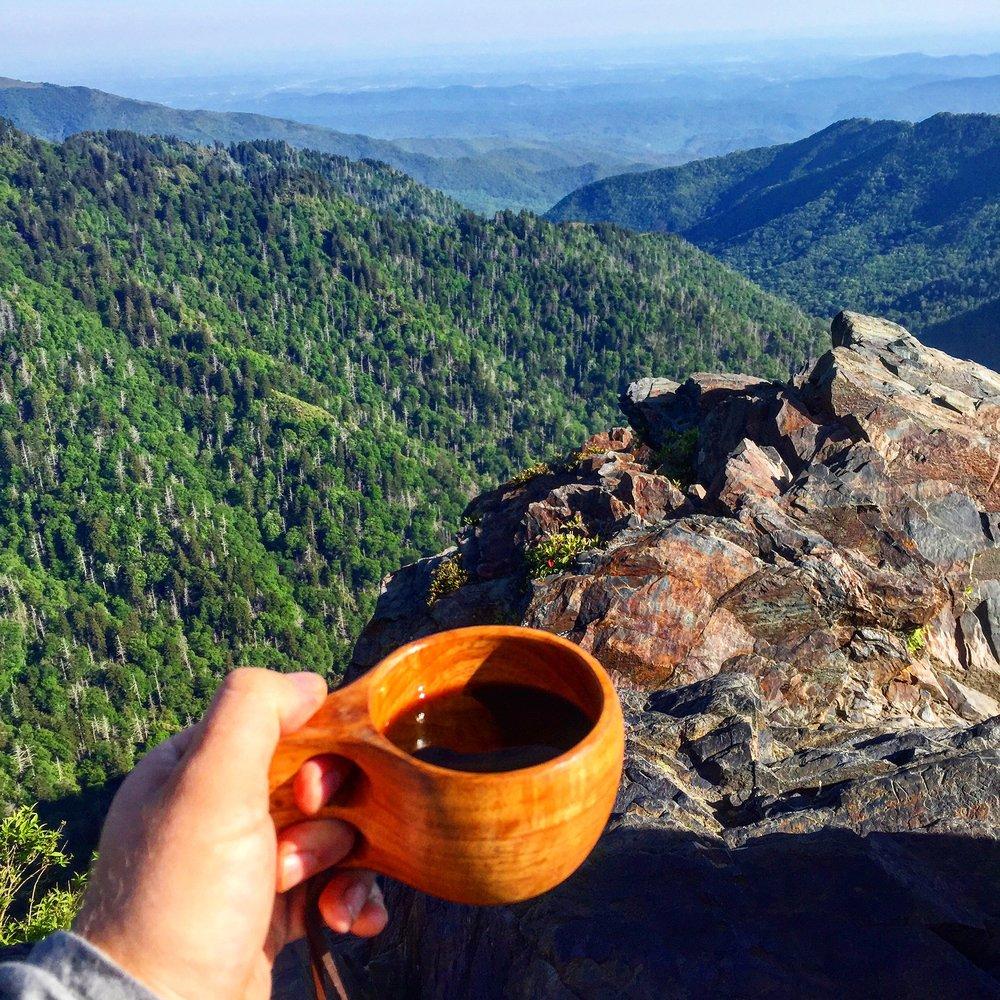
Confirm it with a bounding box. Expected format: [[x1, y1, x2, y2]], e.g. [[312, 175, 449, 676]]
[[268, 673, 378, 843]]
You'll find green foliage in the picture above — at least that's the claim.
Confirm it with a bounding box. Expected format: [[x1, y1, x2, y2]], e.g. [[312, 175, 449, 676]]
[[549, 114, 1000, 365], [507, 462, 552, 487], [525, 514, 593, 579], [0, 123, 819, 839], [426, 556, 470, 607], [906, 627, 928, 657], [507, 445, 612, 485], [0, 805, 85, 946], [654, 428, 700, 486], [568, 443, 609, 464]]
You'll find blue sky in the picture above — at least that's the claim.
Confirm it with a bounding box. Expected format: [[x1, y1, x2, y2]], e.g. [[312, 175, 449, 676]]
[[2, 0, 998, 80]]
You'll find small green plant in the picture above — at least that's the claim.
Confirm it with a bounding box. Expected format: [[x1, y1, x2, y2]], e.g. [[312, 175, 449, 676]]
[[426, 556, 470, 607], [0, 805, 86, 946], [654, 428, 699, 486], [563, 443, 608, 468], [524, 514, 593, 579], [506, 462, 552, 488], [906, 627, 927, 657]]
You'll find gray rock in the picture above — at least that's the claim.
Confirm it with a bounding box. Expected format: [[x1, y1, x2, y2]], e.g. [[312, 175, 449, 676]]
[[904, 492, 993, 566], [929, 382, 978, 416], [623, 376, 680, 405], [831, 310, 913, 350], [977, 582, 1000, 663], [341, 671, 1000, 999], [646, 671, 763, 724]]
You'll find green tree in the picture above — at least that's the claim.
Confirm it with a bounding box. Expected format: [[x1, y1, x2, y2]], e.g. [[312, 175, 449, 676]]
[[0, 805, 86, 946]]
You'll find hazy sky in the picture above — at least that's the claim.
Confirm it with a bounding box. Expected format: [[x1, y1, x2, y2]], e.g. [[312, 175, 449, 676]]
[[3, 0, 999, 80]]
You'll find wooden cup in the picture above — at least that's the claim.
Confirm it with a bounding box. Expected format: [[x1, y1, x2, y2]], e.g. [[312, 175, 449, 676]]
[[269, 625, 625, 905]]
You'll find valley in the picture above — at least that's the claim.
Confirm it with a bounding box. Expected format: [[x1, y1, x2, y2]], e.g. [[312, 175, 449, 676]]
[[0, 122, 819, 811], [549, 113, 1000, 366]]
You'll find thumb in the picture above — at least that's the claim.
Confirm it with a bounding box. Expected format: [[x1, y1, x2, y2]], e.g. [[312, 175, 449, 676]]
[[181, 668, 328, 810]]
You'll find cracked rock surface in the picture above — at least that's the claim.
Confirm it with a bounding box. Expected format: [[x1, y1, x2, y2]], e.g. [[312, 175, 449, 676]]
[[334, 672, 1000, 999]]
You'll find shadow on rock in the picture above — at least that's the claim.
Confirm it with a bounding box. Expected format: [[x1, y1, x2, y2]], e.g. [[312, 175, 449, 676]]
[[346, 826, 1000, 1000]]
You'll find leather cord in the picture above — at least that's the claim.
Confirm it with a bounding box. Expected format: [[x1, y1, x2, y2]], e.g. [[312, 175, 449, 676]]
[[305, 883, 350, 1000]]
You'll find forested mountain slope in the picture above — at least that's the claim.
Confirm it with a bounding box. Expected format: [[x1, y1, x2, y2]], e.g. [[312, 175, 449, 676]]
[[0, 78, 654, 213], [0, 121, 820, 807], [548, 114, 1000, 366]]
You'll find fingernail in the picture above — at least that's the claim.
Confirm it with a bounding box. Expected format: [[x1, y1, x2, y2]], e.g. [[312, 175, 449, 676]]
[[344, 880, 370, 924], [279, 849, 314, 891]]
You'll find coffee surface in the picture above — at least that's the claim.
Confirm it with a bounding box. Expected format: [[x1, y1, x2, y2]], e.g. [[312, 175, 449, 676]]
[[383, 682, 593, 772]]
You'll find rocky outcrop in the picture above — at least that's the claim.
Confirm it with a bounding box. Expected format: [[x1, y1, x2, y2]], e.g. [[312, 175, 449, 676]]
[[352, 311, 1000, 731], [338, 312, 1000, 998]]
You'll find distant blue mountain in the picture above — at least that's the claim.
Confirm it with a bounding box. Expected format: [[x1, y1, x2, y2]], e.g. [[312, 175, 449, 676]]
[[0, 76, 655, 213]]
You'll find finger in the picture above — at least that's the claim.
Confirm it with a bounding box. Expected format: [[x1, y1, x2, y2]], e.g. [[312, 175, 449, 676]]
[[317, 870, 377, 935], [127, 724, 199, 781], [293, 755, 353, 816], [275, 819, 355, 893], [185, 669, 328, 794], [349, 884, 388, 938]]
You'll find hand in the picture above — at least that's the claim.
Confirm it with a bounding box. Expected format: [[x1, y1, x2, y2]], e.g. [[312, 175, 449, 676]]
[[74, 668, 388, 1000]]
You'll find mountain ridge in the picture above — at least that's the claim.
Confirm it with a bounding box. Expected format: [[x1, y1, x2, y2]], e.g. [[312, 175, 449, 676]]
[[0, 76, 657, 213], [548, 112, 1000, 366], [337, 309, 1000, 997]]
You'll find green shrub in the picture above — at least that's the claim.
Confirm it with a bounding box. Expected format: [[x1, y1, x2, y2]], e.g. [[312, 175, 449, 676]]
[[426, 556, 470, 607], [0, 805, 86, 946], [506, 462, 552, 488], [906, 627, 927, 657], [562, 443, 608, 468], [525, 514, 593, 579], [654, 428, 700, 486]]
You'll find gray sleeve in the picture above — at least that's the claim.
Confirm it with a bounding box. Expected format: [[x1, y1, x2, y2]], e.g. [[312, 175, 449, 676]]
[[0, 932, 161, 1000]]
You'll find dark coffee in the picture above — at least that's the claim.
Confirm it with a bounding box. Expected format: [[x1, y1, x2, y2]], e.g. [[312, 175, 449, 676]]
[[383, 682, 593, 772]]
